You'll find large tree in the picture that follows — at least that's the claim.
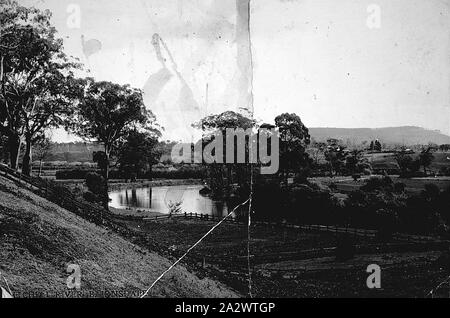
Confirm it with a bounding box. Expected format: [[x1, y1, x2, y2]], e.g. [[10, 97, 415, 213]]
[[324, 138, 348, 176], [419, 147, 434, 175], [69, 79, 159, 209], [193, 111, 256, 196], [274, 113, 311, 184], [0, 0, 80, 173], [117, 129, 160, 181]]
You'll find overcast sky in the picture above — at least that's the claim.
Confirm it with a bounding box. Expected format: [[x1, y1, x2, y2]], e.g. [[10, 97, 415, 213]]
[[21, 0, 450, 142]]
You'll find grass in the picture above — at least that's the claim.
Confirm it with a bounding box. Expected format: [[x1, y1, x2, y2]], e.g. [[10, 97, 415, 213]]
[[0, 176, 237, 298]]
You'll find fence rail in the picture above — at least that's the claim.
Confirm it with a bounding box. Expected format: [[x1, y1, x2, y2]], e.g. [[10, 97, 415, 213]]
[[143, 212, 379, 238], [144, 211, 449, 244]]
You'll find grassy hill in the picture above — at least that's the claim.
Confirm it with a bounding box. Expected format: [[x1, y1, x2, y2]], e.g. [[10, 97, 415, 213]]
[[0, 176, 237, 298], [309, 126, 450, 145]]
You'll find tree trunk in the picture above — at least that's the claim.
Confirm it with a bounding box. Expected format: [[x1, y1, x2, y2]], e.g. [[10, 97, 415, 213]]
[[8, 134, 21, 170], [22, 136, 32, 176]]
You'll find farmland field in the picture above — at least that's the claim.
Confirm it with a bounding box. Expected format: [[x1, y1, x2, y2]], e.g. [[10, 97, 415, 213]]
[[113, 218, 450, 297]]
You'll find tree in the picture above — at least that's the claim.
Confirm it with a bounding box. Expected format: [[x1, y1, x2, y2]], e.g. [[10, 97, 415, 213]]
[[310, 140, 327, 165], [324, 138, 348, 176], [33, 136, 51, 176], [69, 78, 159, 209], [274, 113, 311, 184], [345, 149, 364, 174], [117, 130, 160, 181], [374, 140, 382, 152], [20, 73, 84, 175], [193, 111, 256, 196], [419, 147, 434, 175], [395, 151, 413, 175], [439, 144, 450, 152], [0, 0, 81, 174]]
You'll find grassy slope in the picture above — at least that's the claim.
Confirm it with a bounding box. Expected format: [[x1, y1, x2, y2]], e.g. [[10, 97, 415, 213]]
[[0, 177, 238, 298]]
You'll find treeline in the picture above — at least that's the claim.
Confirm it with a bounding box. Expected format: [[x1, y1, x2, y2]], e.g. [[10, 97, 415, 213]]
[[0, 1, 162, 211], [56, 165, 206, 180], [248, 176, 450, 237]]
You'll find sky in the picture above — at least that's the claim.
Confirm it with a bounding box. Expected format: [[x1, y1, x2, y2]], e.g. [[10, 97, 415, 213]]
[[21, 0, 450, 142]]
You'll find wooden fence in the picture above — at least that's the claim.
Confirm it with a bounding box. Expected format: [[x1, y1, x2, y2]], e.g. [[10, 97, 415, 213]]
[[144, 211, 449, 244]]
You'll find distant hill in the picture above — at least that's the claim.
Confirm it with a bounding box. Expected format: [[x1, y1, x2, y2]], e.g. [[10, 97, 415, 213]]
[[309, 126, 450, 146]]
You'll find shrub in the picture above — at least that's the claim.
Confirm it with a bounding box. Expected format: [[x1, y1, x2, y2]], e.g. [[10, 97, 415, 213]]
[[85, 172, 107, 205]]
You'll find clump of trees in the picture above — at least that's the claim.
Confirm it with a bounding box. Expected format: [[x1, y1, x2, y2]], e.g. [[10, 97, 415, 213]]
[[66, 79, 160, 209], [395, 147, 435, 177], [0, 0, 84, 174], [192, 110, 257, 198], [0, 1, 162, 213], [369, 140, 382, 152]]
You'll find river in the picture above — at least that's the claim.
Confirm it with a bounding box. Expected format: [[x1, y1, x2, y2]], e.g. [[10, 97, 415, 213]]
[[109, 184, 230, 216]]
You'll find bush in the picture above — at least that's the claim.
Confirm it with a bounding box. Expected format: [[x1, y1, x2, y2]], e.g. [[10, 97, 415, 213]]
[[85, 172, 107, 205]]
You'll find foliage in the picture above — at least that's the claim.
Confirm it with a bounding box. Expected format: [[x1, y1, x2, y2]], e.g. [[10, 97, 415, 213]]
[[117, 130, 160, 180], [168, 201, 183, 217], [324, 139, 348, 176], [84, 172, 108, 205], [275, 113, 311, 184], [193, 111, 257, 197], [67, 78, 160, 209], [0, 0, 82, 174], [33, 136, 52, 176], [68, 78, 160, 177], [418, 147, 434, 175], [368, 140, 382, 152]]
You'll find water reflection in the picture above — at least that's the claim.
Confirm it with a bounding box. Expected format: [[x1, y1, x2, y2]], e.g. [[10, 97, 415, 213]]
[[109, 185, 229, 217]]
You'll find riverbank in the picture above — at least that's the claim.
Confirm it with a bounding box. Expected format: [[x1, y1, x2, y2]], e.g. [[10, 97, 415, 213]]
[[56, 178, 203, 191], [109, 207, 165, 219]]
